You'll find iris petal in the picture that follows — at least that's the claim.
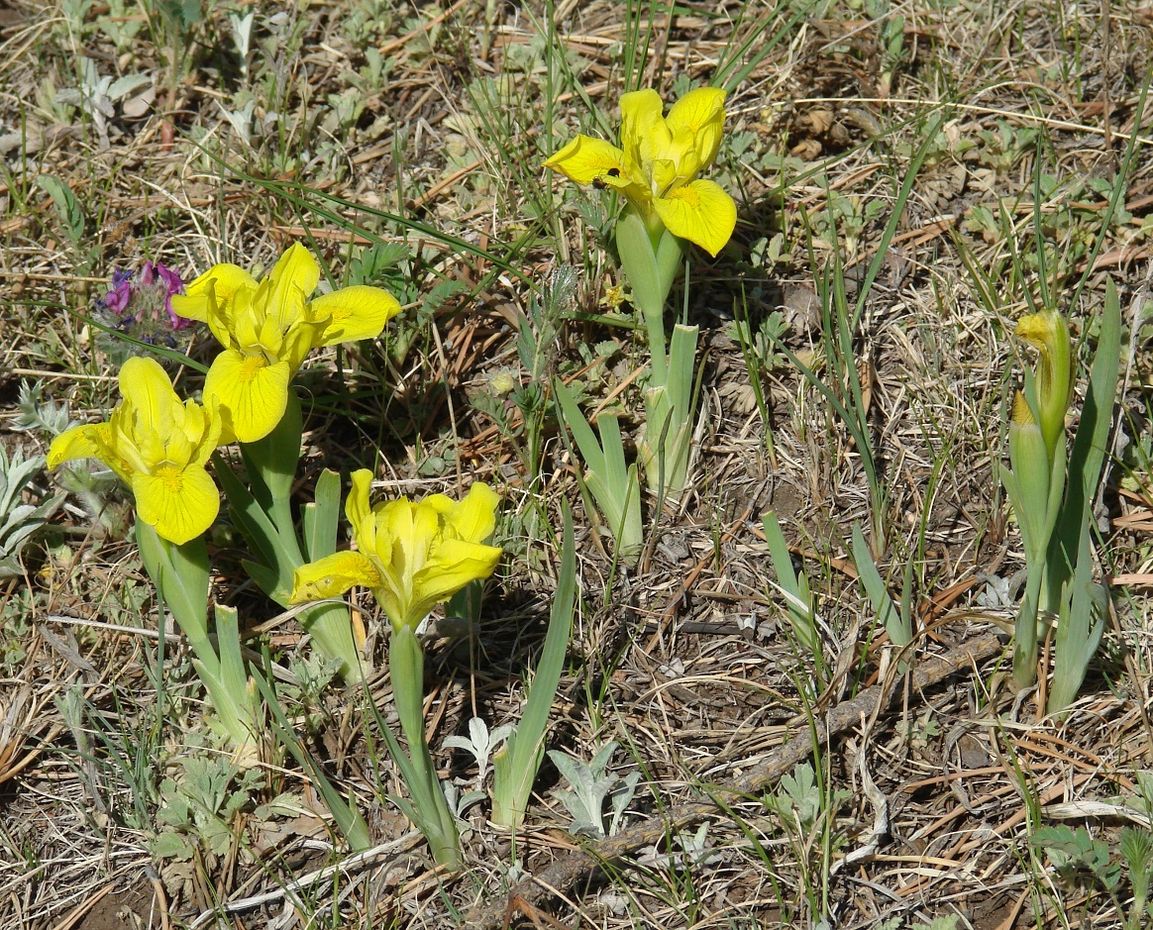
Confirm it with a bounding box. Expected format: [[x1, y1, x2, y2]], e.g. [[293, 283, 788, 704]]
[[313, 286, 402, 344], [652, 179, 737, 257], [172, 263, 256, 322], [666, 86, 726, 167], [205, 350, 293, 443], [543, 135, 629, 185], [290, 551, 381, 603], [132, 464, 220, 545]]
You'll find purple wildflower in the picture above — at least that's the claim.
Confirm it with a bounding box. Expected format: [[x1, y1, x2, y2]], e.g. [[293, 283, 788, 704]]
[[95, 260, 190, 346], [102, 269, 134, 313]]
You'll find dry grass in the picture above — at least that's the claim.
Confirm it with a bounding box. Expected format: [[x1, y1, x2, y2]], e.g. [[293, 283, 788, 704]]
[[3, 0, 1153, 928]]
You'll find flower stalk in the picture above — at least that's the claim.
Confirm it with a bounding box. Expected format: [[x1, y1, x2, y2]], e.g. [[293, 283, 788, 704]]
[[544, 86, 737, 528], [290, 471, 502, 867]]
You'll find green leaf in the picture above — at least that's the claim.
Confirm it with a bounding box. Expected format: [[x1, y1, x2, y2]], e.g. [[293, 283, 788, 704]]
[[36, 174, 85, 244], [251, 671, 371, 851], [492, 503, 577, 827], [303, 468, 342, 561], [553, 378, 641, 560], [850, 523, 910, 650]]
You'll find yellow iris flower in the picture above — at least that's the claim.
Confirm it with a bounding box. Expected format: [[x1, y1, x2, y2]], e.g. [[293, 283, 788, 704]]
[[544, 86, 737, 256], [289, 470, 501, 632], [171, 243, 401, 443], [48, 357, 222, 545]]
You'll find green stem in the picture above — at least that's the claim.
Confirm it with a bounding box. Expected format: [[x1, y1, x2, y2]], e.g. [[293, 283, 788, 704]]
[[389, 626, 462, 870], [135, 523, 259, 756], [240, 388, 305, 558]]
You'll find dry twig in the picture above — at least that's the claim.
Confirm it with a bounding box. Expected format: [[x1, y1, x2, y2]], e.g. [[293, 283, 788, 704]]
[[475, 631, 1005, 929]]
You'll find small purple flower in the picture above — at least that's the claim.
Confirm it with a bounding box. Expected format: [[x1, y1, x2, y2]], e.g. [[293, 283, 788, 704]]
[[103, 269, 134, 313], [139, 260, 189, 329], [95, 260, 190, 346]]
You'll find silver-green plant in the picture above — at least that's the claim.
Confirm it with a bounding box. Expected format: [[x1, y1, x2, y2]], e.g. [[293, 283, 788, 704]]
[[548, 741, 640, 839], [1000, 283, 1121, 711], [0, 446, 63, 579]]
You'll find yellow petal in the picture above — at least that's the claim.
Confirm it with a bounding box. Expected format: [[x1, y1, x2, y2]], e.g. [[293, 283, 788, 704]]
[[289, 551, 381, 604], [172, 263, 256, 322], [620, 88, 665, 156], [204, 350, 293, 443], [266, 243, 320, 322], [47, 423, 113, 470], [345, 469, 378, 555], [652, 179, 737, 256], [119, 357, 180, 436], [447, 482, 500, 542], [666, 86, 726, 167], [411, 538, 502, 617], [131, 464, 219, 545], [543, 135, 628, 186], [313, 286, 402, 344]]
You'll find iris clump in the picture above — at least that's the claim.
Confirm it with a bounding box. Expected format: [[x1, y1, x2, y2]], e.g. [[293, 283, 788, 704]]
[[543, 85, 739, 553], [290, 471, 502, 869]]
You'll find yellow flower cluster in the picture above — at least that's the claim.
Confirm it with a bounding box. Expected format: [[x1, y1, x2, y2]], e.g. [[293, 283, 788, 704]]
[[50, 243, 400, 544]]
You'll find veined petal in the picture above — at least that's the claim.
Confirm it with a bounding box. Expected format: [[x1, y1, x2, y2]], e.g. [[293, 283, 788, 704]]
[[666, 86, 726, 167], [446, 482, 500, 542], [289, 551, 380, 604], [620, 89, 665, 157], [543, 135, 628, 186], [131, 464, 219, 545], [47, 423, 114, 470], [187, 397, 226, 463], [204, 350, 293, 443], [119, 357, 179, 437], [266, 244, 320, 326], [652, 179, 737, 257], [172, 263, 256, 322], [413, 538, 502, 611], [313, 285, 402, 344]]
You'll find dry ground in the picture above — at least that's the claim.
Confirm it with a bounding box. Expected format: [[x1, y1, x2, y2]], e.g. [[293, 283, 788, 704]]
[[3, 0, 1153, 928]]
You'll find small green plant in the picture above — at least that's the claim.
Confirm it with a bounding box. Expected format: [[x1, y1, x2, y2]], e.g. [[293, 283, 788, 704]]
[[36, 174, 96, 274], [1028, 775, 1153, 928], [0, 446, 63, 579], [850, 522, 913, 667], [151, 756, 262, 862], [1030, 823, 1153, 928], [761, 512, 825, 687], [765, 761, 850, 836], [548, 741, 640, 839], [1000, 285, 1120, 710], [765, 760, 851, 922], [876, 917, 959, 930]]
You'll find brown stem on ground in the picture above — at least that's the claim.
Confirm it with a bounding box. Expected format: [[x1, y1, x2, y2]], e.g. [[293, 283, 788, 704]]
[[475, 631, 1005, 930]]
